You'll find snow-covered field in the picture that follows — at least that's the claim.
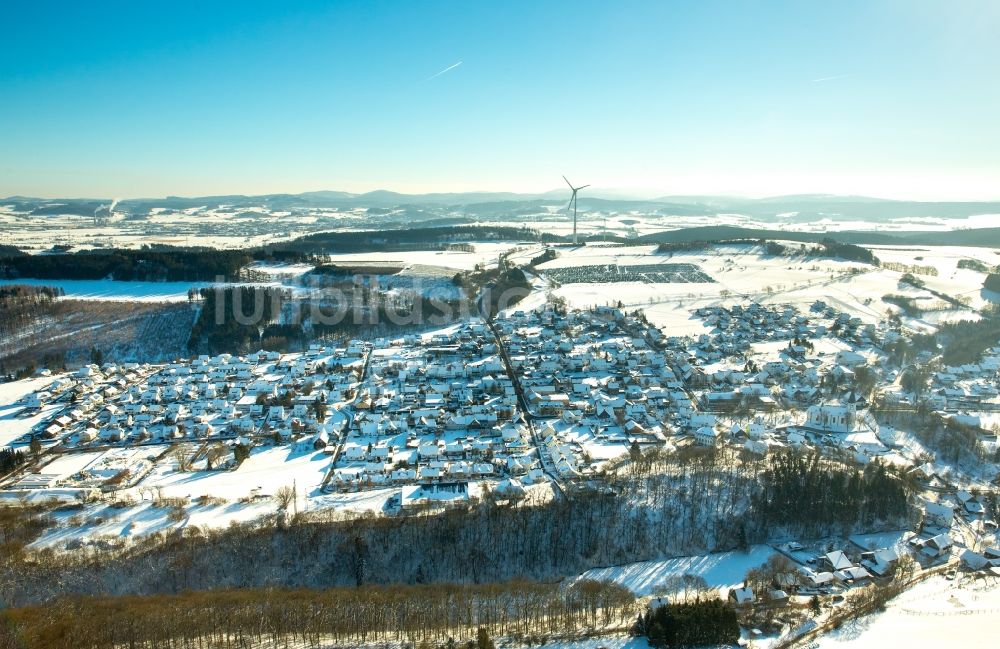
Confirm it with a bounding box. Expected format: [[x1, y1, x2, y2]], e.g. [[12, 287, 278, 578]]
[[246, 262, 316, 277], [0, 277, 311, 302], [575, 544, 777, 597], [323, 242, 534, 272], [34, 496, 278, 548], [141, 445, 330, 502], [815, 575, 1000, 649], [484, 209, 1000, 240], [507, 638, 651, 649], [0, 208, 322, 252], [0, 375, 62, 448], [540, 243, 992, 334]]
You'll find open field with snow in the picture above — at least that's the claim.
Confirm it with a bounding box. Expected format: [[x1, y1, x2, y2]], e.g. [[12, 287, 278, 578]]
[[576, 544, 777, 597], [140, 445, 330, 502], [322, 242, 539, 272], [0, 277, 295, 302], [815, 575, 1000, 649], [538, 243, 994, 335], [0, 375, 63, 448], [0, 207, 332, 252]]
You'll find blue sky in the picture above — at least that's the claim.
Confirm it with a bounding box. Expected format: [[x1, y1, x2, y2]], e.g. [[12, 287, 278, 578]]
[[1, 0, 998, 199]]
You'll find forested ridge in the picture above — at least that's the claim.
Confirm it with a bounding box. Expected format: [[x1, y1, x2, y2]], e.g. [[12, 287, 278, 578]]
[[0, 246, 317, 283], [752, 452, 909, 533], [937, 305, 1000, 366], [0, 248, 255, 282], [271, 225, 547, 255], [187, 286, 286, 354], [0, 285, 63, 341]]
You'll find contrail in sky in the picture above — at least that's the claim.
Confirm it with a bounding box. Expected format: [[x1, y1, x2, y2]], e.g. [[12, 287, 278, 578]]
[[426, 61, 462, 81], [812, 74, 849, 83]]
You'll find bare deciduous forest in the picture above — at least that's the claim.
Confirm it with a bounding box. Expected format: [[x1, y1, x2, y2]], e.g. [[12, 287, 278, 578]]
[[0, 449, 913, 627], [0, 286, 197, 373], [3, 579, 638, 649]]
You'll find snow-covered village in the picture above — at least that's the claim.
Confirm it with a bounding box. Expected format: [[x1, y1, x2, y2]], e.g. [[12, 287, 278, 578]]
[[7, 292, 999, 523], [4, 3, 1000, 647], [3, 235, 1000, 647]]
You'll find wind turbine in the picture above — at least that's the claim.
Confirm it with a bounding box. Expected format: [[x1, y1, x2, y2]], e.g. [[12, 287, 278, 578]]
[[563, 175, 589, 245]]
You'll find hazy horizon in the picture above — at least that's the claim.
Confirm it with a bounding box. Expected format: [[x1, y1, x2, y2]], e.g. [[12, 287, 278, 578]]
[[2, 0, 998, 201], [4, 186, 1000, 204]]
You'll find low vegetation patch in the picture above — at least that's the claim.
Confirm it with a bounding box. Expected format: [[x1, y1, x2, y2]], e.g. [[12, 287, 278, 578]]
[[958, 258, 995, 273], [546, 263, 714, 284]]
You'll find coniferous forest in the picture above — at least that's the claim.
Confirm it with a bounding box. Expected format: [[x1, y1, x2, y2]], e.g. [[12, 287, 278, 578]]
[[639, 599, 741, 648], [0, 248, 256, 282]]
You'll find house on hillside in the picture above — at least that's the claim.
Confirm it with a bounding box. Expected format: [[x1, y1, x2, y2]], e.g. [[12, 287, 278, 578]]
[[694, 426, 721, 447], [728, 586, 754, 606], [861, 547, 901, 577], [822, 550, 854, 572], [923, 500, 955, 528], [960, 549, 988, 571], [806, 403, 857, 433], [917, 533, 953, 559]]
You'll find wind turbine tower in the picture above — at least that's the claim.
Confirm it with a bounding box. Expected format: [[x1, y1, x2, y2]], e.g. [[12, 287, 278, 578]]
[[563, 175, 590, 245]]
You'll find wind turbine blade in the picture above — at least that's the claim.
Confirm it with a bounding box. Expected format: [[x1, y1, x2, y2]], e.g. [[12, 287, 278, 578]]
[[576, 184, 591, 190], [563, 176, 574, 190]]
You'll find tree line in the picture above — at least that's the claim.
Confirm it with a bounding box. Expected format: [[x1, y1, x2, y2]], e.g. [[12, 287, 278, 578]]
[[651, 237, 881, 265], [0, 285, 63, 343], [0, 248, 254, 282], [750, 452, 910, 536], [0, 449, 26, 479], [958, 258, 995, 272], [638, 599, 740, 648], [2, 578, 636, 649], [268, 225, 548, 256], [187, 286, 286, 354], [819, 238, 879, 265]]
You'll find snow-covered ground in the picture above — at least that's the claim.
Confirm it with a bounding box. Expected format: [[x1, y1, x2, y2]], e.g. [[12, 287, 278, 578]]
[[0, 374, 63, 448], [138, 445, 331, 502], [246, 261, 316, 277], [815, 575, 1000, 649], [575, 544, 777, 597], [0, 277, 297, 302], [540, 243, 990, 334], [507, 638, 651, 649], [323, 241, 530, 272], [487, 210, 1000, 239], [33, 496, 278, 548]]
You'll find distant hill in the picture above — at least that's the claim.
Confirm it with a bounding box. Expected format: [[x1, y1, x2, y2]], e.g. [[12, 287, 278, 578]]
[[4, 190, 998, 224], [636, 226, 1000, 248]]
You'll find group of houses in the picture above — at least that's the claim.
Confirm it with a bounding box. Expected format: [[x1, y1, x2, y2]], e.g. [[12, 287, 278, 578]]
[[327, 324, 530, 491], [16, 344, 371, 482], [10, 295, 1000, 510]]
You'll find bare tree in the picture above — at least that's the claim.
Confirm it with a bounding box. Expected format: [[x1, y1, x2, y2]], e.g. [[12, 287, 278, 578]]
[[170, 445, 193, 472], [274, 484, 295, 512]]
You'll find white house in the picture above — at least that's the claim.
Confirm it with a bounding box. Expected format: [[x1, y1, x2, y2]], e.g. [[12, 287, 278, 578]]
[[806, 403, 857, 433], [924, 500, 955, 528], [694, 426, 720, 446], [728, 586, 754, 605]]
